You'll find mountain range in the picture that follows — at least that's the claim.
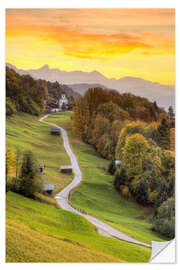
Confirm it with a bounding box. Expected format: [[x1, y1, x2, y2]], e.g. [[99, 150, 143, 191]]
[[6, 63, 175, 110]]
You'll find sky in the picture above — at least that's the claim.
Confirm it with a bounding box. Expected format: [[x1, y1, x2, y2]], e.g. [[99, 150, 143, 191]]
[[6, 8, 175, 85]]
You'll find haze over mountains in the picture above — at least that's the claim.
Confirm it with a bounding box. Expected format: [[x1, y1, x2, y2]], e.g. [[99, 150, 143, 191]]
[[7, 63, 175, 110]]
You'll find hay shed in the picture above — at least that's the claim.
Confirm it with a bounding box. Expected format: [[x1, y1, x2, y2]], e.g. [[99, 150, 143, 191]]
[[50, 128, 61, 135], [37, 165, 45, 174], [43, 184, 55, 195], [60, 166, 73, 174]]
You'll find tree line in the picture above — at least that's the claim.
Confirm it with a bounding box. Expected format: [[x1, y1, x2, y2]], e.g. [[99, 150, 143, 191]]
[[72, 87, 175, 239]]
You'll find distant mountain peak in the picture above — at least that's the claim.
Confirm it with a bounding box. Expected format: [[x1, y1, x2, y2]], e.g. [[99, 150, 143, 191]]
[[40, 64, 50, 70]]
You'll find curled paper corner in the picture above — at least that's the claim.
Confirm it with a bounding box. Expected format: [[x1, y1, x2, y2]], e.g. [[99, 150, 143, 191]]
[[150, 239, 175, 263]]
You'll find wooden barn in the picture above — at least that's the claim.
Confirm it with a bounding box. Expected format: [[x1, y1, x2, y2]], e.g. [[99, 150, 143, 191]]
[[60, 166, 73, 174], [37, 165, 45, 174], [43, 184, 55, 195], [50, 128, 61, 135]]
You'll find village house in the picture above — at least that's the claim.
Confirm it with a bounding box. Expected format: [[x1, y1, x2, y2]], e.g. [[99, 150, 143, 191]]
[[44, 99, 58, 113], [60, 165, 73, 174]]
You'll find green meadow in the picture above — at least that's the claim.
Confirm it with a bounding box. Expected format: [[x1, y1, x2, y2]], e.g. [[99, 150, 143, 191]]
[[6, 191, 151, 262], [46, 112, 166, 245], [6, 113, 72, 194], [6, 112, 151, 262]]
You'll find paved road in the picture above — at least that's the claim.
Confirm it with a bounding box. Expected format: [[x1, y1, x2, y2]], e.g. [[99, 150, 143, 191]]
[[39, 114, 151, 249]]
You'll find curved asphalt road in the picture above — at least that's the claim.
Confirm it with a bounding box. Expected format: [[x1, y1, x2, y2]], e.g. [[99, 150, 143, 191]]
[[39, 114, 151, 249]]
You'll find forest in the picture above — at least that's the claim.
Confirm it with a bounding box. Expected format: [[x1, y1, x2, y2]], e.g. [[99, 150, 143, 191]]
[[72, 87, 175, 239]]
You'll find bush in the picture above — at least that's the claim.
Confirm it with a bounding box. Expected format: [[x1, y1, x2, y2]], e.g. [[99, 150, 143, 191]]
[[153, 198, 175, 239], [148, 190, 158, 204], [7, 177, 22, 193], [135, 179, 148, 205], [108, 160, 116, 175], [162, 150, 175, 180], [114, 167, 129, 190], [120, 185, 131, 198], [6, 98, 16, 116], [155, 180, 169, 208]]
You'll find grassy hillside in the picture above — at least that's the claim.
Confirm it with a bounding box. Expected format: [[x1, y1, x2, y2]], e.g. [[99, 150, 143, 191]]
[[6, 113, 151, 262], [6, 192, 151, 262], [6, 113, 72, 194], [46, 112, 167, 244]]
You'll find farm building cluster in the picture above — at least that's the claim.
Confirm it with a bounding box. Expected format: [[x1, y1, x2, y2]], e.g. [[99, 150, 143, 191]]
[[44, 93, 74, 113]]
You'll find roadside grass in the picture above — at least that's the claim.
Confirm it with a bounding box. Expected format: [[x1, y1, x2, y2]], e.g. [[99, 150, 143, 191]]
[[6, 113, 72, 194], [46, 112, 167, 244], [6, 191, 151, 262]]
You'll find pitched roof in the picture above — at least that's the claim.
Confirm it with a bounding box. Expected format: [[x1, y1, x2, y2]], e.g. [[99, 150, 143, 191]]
[[60, 166, 73, 169], [43, 184, 55, 191]]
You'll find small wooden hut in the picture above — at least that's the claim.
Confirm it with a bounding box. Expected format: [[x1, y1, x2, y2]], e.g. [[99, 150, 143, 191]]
[[43, 184, 55, 195], [60, 165, 73, 174], [50, 128, 61, 135], [37, 165, 45, 174]]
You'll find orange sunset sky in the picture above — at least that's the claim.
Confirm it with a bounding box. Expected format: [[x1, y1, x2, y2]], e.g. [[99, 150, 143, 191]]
[[6, 8, 175, 85]]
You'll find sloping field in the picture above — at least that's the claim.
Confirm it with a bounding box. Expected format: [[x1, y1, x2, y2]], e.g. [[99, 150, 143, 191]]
[[6, 113, 72, 194], [6, 192, 151, 262], [6, 113, 151, 262]]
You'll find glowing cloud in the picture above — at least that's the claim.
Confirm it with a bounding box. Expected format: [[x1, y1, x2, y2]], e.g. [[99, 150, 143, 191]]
[[6, 8, 175, 85]]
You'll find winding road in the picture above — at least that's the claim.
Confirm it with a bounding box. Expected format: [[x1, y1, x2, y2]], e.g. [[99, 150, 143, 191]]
[[39, 114, 151, 249]]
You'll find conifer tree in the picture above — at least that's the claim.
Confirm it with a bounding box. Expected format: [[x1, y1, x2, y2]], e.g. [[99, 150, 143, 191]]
[[157, 118, 171, 150], [20, 151, 42, 197], [168, 106, 175, 120]]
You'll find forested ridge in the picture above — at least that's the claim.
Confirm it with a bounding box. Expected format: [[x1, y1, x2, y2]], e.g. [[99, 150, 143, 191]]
[[72, 87, 175, 239], [6, 67, 77, 116]]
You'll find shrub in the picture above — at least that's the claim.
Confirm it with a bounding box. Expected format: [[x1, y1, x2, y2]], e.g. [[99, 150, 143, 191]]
[[155, 180, 169, 208], [114, 168, 129, 190], [148, 190, 158, 204], [162, 150, 175, 180], [6, 146, 15, 179], [108, 160, 116, 175], [153, 198, 175, 239], [7, 177, 22, 193], [135, 179, 149, 205], [6, 98, 16, 116], [120, 185, 131, 198], [96, 133, 113, 159], [92, 115, 110, 146]]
